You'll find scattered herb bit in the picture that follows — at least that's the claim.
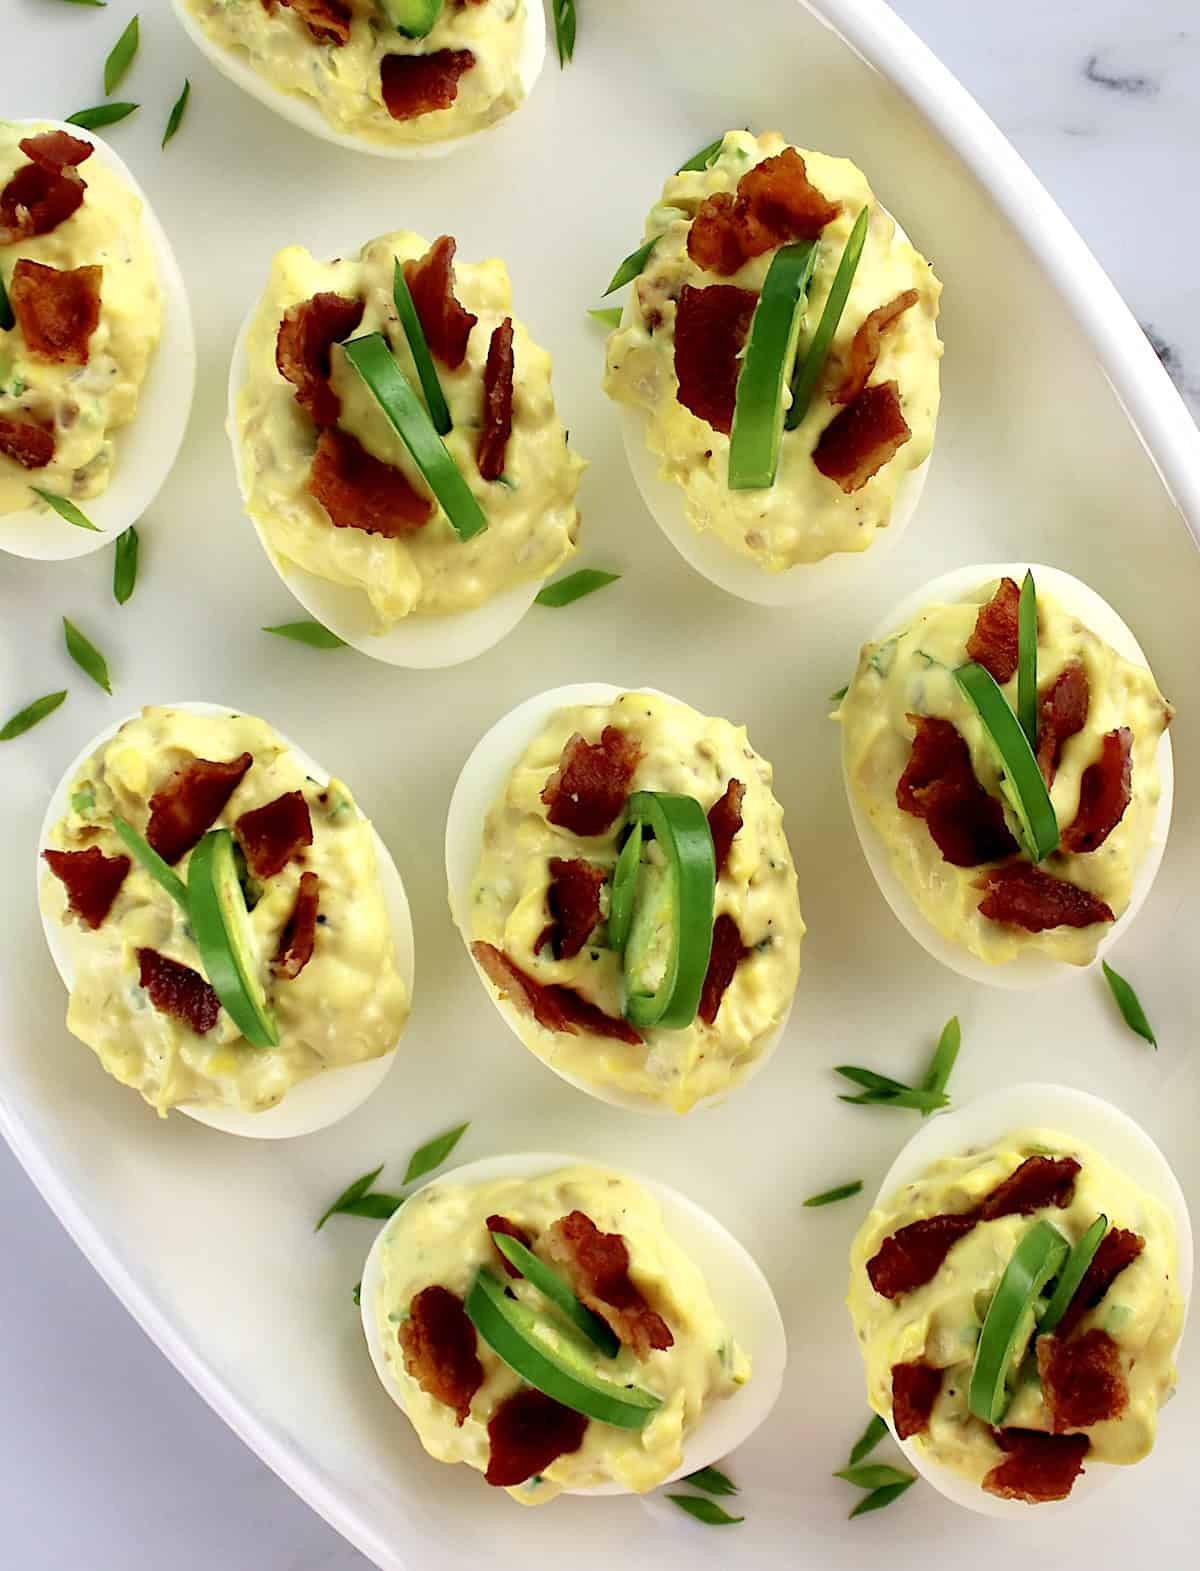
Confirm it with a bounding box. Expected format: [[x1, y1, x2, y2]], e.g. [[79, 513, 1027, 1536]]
[[588, 306, 623, 329], [104, 14, 138, 95], [0, 690, 67, 741], [835, 1464, 914, 1490], [66, 101, 139, 130], [1017, 570, 1038, 750], [332, 1192, 404, 1220], [315, 1164, 385, 1232], [263, 620, 346, 650], [317, 1123, 468, 1230], [684, 1465, 738, 1497], [1102, 961, 1157, 1048], [921, 1016, 961, 1107], [847, 1413, 887, 1467], [0, 273, 12, 332], [551, 0, 575, 66], [604, 237, 657, 297], [828, 684, 848, 702], [59, 0, 108, 6], [849, 1478, 915, 1518], [786, 205, 869, 430], [62, 617, 112, 694], [955, 660, 1059, 862], [352, 1280, 362, 1306], [535, 568, 620, 608], [835, 1065, 911, 1094], [677, 135, 726, 173], [840, 1087, 949, 1113], [30, 487, 98, 530], [393, 257, 451, 436], [403, 1121, 469, 1185], [804, 1180, 864, 1208], [666, 1495, 744, 1526], [162, 79, 190, 147], [112, 524, 138, 604], [71, 786, 95, 814]]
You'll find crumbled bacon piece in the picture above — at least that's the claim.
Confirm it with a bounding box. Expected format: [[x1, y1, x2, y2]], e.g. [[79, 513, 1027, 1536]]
[[308, 427, 433, 536], [867, 1214, 977, 1299], [813, 380, 911, 493], [892, 1361, 942, 1440], [477, 317, 514, 482], [399, 1285, 482, 1427], [673, 283, 757, 435], [1055, 1228, 1144, 1341], [136, 948, 221, 1035], [0, 416, 54, 469], [707, 779, 745, 878], [275, 291, 364, 427], [1061, 728, 1132, 854], [262, 0, 352, 44], [1037, 662, 1090, 783], [1038, 1329, 1128, 1432], [485, 1389, 588, 1488], [698, 912, 749, 1026], [274, 871, 320, 981], [43, 847, 129, 930], [381, 50, 475, 122], [471, 943, 643, 1045], [10, 259, 101, 365], [976, 1155, 1080, 1220], [485, 1214, 532, 1279], [403, 235, 477, 370], [976, 862, 1114, 932], [234, 791, 313, 880], [832, 290, 920, 405], [896, 715, 1018, 867], [687, 148, 839, 276], [966, 577, 1021, 685], [145, 754, 254, 865], [982, 1429, 1089, 1503], [544, 1211, 673, 1358], [541, 727, 641, 838], [18, 131, 94, 172], [0, 134, 92, 246], [543, 857, 606, 961]]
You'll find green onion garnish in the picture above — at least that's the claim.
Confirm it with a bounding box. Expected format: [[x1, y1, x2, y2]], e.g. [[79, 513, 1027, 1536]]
[[263, 620, 346, 650], [341, 333, 486, 542], [667, 1496, 744, 1527], [677, 135, 726, 173], [786, 205, 869, 430], [393, 258, 451, 436], [729, 241, 818, 490], [604, 237, 657, 297], [587, 306, 623, 329], [62, 617, 112, 694], [955, 660, 1060, 861], [850, 1478, 915, 1518], [834, 1061, 948, 1113], [315, 1164, 385, 1232], [921, 1016, 961, 1106], [162, 79, 190, 148], [829, 684, 849, 702], [1017, 570, 1038, 749], [58, 0, 108, 6], [968, 1220, 1070, 1425], [0, 272, 12, 332], [1102, 961, 1157, 1048], [65, 101, 139, 130], [1039, 1214, 1108, 1336], [103, 14, 138, 95], [0, 690, 67, 741], [804, 1180, 864, 1207], [352, 1280, 362, 1306], [491, 1231, 619, 1356], [551, 0, 575, 66], [835, 1464, 914, 1490], [30, 487, 98, 530], [112, 524, 138, 604], [111, 814, 189, 913], [402, 1121, 469, 1183], [535, 568, 620, 608], [684, 1465, 738, 1497], [315, 1122, 469, 1230], [847, 1414, 888, 1467]]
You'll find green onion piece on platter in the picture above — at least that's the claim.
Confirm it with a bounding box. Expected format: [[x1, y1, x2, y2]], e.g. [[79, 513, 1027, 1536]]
[[62, 617, 112, 693], [604, 237, 658, 297], [685, 1465, 739, 1496], [113, 524, 138, 604], [162, 79, 190, 147], [804, 1180, 864, 1208], [31, 487, 98, 530], [847, 1413, 888, 1467], [1102, 961, 1157, 1048], [954, 660, 1060, 862], [402, 1121, 469, 1184], [587, 306, 624, 329], [534, 568, 620, 608], [111, 814, 189, 913], [729, 240, 818, 490], [1017, 570, 1038, 750], [393, 258, 452, 436], [490, 1231, 620, 1356], [103, 14, 139, 96], [921, 1016, 961, 1105], [65, 101, 139, 130], [1038, 1214, 1108, 1337], [849, 1477, 915, 1519], [0, 690, 67, 741], [785, 205, 869, 431], [667, 1495, 744, 1526], [967, 1219, 1070, 1425]]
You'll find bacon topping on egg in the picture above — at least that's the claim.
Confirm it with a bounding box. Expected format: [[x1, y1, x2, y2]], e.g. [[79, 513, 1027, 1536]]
[[707, 779, 745, 878], [399, 1284, 483, 1427], [9, 259, 102, 365], [43, 846, 129, 930], [1037, 1328, 1129, 1432], [485, 1389, 589, 1488], [235, 790, 314, 880], [403, 235, 478, 370], [1060, 728, 1132, 854], [541, 857, 607, 962], [136, 947, 221, 1035], [687, 149, 840, 276], [275, 291, 365, 428], [541, 726, 641, 838], [543, 1210, 674, 1358], [307, 427, 434, 536], [145, 754, 254, 865], [273, 871, 320, 981], [981, 1428, 1090, 1503], [966, 577, 1021, 685], [485, 1214, 533, 1279], [1036, 662, 1090, 783], [891, 1360, 943, 1440], [896, 715, 1018, 867], [832, 290, 920, 406], [471, 942, 643, 1045], [698, 912, 750, 1027], [673, 282, 757, 435], [1054, 1227, 1144, 1341], [260, 0, 352, 46], [975, 863, 1115, 932], [477, 317, 515, 482], [0, 131, 92, 246], [0, 416, 55, 470], [812, 381, 911, 493], [381, 50, 476, 122]]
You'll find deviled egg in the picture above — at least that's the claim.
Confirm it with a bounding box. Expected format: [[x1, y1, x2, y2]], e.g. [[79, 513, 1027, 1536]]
[[231, 229, 584, 667], [38, 703, 414, 1136], [847, 1083, 1192, 1515], [361, 1152, 786, 1502], [0, 120, 194, 560], [446, 683, 804, 1113], [603, 129, 942, 605], [838, 564, 1173, 986], [172, 0, 544, 158]]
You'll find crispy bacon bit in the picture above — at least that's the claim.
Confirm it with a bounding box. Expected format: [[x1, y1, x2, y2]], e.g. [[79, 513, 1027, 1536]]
[[976, 862, 1115, 932], [381, 50, 475, 122], [272, 0, 352, 44], [0, 416, 54, 469], [673, 283, 757, 435], [965, 577, 1021, 684], [867, 1214, 977, 1300], [136, 947, 220, 1035], [698, 913, 749, 1026], [543, 857, 606, 962], [471, 943, 643, 1045], [234, 791, 313, 880], [707, 779, 745, 878], [145, 754, 253, 865], [892, 1361, 943, 1440], [275, 291, 364, 427], [485, 1214, 533, 1279], [19, 131, 94, 171], [43, 847, 129, 930], [897, 715, 1018, 867], [541, 726, 641, 838], [832, 290, 920, 406], [399, 1285, 482, 1427], [308, 427, 433, 536], [1055, 1228, 1144, 1341], [976, 1155, 1080, 1220], [477, 317, 514, 482], [1061, 728, 1132, 855], [485, 1389, 588, 1488], [403, 235, 478, 370], [0, 135, 92, 246], [687, 148, 839, 276], [273, 871, 320, 981], [982, 1428, 1089, 1503], [10, 259, 101, 365], [813, 380, 911, 493], [1038, 1329, 1128, 1432], [1037, 662, 1090, 783], [544, 1211, 673, 1358]]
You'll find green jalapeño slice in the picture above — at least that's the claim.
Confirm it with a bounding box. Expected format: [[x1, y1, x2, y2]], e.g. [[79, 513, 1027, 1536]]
[[968, 1219, 1070, 1426], [111, 814, 189, 915], [785, 204, 869, 430], [187, 829, 279, 1048], [490, 1231, 619, 1356], [728, 240, 818, 490], [607, 818, 644, 953], [955, 660, 1060, 862], [1038, 1214, 1108, 1337]]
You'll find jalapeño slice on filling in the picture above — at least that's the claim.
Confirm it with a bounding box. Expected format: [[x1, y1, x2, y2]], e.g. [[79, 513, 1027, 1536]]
[[111, 814, 190, 915], [955, 660, 1060, 862], [392, 257, 452, 436], [785, 204, 869, 431], [967, 1219, 1070, 1426], [1038, 1214, 1108, 1338], [188, 829, 279, 1048], [728, 240, 818, 490], [490, 1231, 619, 1356]]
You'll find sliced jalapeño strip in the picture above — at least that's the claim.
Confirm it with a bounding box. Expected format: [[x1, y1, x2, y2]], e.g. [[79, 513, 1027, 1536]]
[[954, 660, 1060, 862], [607, 818, 643, 952], [1038, 1214, 1109, 1337], [392, 257, 452, 436], [465, 1268, 660, 1430], [620, 790, 716, 1031], [967, 1219, 1070, 1426], [490, 1231, 620, 1356], [785, 205, 869, 431], [111, 814, 189, 914], [1017, 570, 1038, 751], [341, 333, 487, 542], [187, 829, 279, 1048], [729, 240, 818, 490]]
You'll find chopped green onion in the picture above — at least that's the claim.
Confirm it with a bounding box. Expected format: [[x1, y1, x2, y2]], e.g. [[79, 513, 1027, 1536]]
[[551, 0, 575, 66], [829, 684, 848, 702], [104, 14, 138, 95], [835, 1464, 914, 1490], [804, 1180, 864, 1208], [0, 272, 12, 331], [162, 79, 190, 147], [968, 1220, 1070, 1425], [403, 1121, 469, 1184], [729, 241, 818, 489], [30, 487, 98, 530], [491, 1231, 619, 1356], [58, 0, 107, 6], [1017, 570, 1038, 749], [66, 101, 139, 130], [835, 1065, 911, 1094], [849, 1478, 915, 1518], [330, 1192, 404, 1220], [839, 1088, 949, 1113], [62, 617, 112, 693], [667, 1496, 744, 1527], [588, 306, 624, 329], [786, 205, 869, 430], [677, 135, 726, 173], [263, 620, 346, 649], [847, 1413, 888, 1467], [684, 1465, 738, 1497], [341, 333, 486, 542], [315, 1164, 384, 1231], [1039, 1215, 1108, 1336], [535, 568, 620, 608], [604, 238, 657, 296], [0, 690, 67, 741], [393, 258, 451, 435], [921, 1016, 961, 1105], [352, 1280, 362, 1306], [1102, 961, 1157, 1047], [111, 814, 189, 913], [955, 660, 1060, 861], [113, 524, 138, 604]]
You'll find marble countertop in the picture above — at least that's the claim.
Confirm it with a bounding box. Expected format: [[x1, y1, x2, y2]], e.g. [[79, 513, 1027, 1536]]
[[2, 3, 1196, 1568]]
